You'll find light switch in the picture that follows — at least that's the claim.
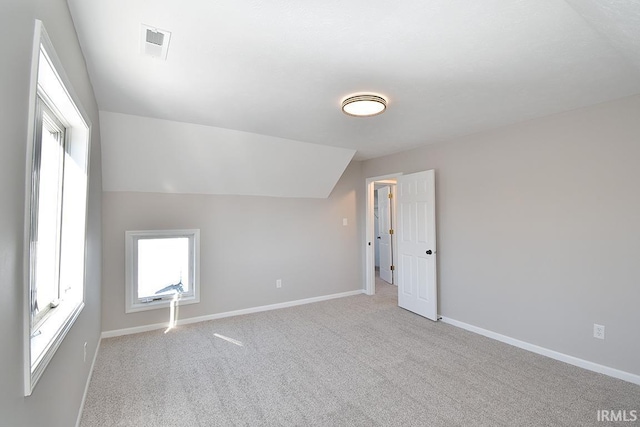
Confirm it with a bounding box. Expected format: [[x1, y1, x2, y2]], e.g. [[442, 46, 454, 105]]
[[343, 218, 348, 226]]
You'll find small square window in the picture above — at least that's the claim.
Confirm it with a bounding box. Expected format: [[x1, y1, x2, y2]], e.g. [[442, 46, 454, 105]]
[[125, 229, 200, 313]]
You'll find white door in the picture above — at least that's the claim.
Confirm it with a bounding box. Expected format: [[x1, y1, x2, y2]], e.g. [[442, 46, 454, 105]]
[[377, 186, 393, 284], [397, 170, 437, 321]]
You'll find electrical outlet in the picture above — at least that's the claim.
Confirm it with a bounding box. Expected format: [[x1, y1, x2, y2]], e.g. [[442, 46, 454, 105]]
[[83, 342, 87, 362], [593, 324, 605, 340], [276, 279, 282, 289]]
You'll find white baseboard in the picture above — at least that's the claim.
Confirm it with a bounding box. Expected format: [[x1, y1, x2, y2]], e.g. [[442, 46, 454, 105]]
[[102, 289, 365, 339], [440, 316, 640, 386], [75, 336, 101, 427]]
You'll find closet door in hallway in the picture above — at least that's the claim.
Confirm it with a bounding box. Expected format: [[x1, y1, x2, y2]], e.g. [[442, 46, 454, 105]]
[[376, 185, 393, 284]]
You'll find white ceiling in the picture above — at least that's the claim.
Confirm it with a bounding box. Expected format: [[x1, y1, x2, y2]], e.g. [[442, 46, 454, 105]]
[[67, 0, 640, 195]]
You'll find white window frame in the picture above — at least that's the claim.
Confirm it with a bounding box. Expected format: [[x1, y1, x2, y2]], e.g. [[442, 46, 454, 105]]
[[23, 21, 92, 396], [31, 95, 66, 328], [125, 229, 201, 313]]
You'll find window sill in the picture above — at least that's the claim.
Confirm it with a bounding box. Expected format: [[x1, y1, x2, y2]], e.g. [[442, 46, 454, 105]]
[[125, 294, 199, 314], [29, 300, 84, 394]]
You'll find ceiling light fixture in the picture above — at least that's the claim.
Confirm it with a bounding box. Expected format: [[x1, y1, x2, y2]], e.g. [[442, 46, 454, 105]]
[[341, 94, 387, 117]]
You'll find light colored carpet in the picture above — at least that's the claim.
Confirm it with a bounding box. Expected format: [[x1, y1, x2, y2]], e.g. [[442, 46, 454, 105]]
[[81, 280, 640, 426]]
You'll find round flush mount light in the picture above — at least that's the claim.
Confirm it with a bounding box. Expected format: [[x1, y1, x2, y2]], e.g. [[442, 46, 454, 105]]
[[341, 94, 387, 117]]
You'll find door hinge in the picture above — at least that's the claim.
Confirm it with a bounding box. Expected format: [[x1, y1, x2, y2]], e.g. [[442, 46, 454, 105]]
[[390, 265, 395, 271], [388, 193, 393, 199], [389, 229, 394, 235]]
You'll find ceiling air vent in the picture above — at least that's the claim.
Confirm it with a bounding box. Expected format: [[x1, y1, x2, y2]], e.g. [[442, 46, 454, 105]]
[[146, 29, 164, 46], [140, 24, 171, 60]]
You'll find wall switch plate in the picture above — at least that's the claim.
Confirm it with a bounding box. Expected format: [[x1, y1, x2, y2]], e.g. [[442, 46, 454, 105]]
[[276, 279, 282, 288], [593, 324, 605, 340], [343, 218, 348, 226]]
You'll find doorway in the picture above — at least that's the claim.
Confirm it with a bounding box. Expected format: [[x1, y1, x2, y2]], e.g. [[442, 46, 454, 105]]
[[366, 174, 402, 295], [365, 171, 439, 321], [374, 181, 397, 285]]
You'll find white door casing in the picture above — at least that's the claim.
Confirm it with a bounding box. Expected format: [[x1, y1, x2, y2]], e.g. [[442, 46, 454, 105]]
[[397, 170, 438, 321], [377, 186, 393, 284]]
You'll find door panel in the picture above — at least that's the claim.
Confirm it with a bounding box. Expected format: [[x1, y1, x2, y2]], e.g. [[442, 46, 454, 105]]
[[400, 254, 413, 296], [417, 257, 429, 300], [417, 202, 428, 243], [397, 170, 437, 321], [400, 202, 412, 241]]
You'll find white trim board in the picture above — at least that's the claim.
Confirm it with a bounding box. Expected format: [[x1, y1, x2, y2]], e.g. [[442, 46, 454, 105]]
[[75, 337, 101, 427], [440, 316, 640, 386], [102, 289, 364, 338]]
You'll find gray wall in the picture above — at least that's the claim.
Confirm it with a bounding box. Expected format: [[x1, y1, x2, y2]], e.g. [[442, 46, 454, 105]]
[[0, 1, 102, 426], [362, 94, 640, 376], [101, 162, 363, 332]]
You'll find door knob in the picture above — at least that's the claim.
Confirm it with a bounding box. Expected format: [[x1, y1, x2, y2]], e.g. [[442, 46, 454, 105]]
[[377, 236, 381, 239], [426, 250, 433, 255]]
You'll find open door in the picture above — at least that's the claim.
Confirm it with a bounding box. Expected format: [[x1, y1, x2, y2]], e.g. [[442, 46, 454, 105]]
[[376, 186, 393, 284], [397, 170, 437, 321]]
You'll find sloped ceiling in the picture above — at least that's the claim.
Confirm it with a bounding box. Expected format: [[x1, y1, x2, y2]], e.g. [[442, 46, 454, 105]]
[[67, 0, 640, 197], [100, 112, 354, 198]]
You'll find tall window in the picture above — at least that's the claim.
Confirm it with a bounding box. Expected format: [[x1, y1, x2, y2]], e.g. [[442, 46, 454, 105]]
[[24, 21, 91, 396], [125, 229, 200, 313], [31, 98, 66, 327]]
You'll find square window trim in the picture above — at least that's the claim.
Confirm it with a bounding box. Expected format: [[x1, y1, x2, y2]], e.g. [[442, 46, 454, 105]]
[[125, 229, 201, 313]]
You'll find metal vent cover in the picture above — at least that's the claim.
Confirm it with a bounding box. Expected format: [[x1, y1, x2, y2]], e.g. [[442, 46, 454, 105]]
[[140, 24, 171, 60], [145, 29, 164, 46]]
